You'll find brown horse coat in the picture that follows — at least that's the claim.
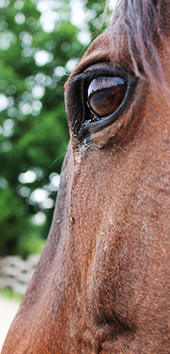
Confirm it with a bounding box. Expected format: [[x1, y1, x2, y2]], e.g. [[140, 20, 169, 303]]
[[2, 0, 170, 353]]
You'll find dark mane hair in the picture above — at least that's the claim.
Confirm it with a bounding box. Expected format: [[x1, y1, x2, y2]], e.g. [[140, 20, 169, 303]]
[[110, 0, 170, 92]]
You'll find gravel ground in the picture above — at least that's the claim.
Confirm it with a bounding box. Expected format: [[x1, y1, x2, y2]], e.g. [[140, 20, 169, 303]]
[[0, 296, 20, 352]]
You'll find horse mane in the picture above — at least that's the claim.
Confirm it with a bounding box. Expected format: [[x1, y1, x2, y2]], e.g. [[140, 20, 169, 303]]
[[109, 0, 170, 93]]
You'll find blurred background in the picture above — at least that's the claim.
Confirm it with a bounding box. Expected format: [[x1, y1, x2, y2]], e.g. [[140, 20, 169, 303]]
[[0, 0, 116, 350]]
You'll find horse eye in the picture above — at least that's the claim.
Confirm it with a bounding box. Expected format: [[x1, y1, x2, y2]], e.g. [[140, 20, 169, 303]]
[[87, 76, 126, 118]]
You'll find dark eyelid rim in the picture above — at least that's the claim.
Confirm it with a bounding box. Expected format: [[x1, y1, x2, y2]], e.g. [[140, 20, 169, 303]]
[[65, 63, 138, 142]]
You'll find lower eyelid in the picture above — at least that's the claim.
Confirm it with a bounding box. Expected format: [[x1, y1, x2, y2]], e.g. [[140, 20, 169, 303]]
[[76, 79, 137, 141]]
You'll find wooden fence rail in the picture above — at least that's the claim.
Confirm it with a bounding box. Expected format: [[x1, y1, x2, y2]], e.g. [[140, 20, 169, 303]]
[[0, 255, 40, 295]]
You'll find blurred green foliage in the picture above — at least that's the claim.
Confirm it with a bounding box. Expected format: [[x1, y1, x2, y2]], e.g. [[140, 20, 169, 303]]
[[0, 287, 23, 302], [0, 0, 109, 257]]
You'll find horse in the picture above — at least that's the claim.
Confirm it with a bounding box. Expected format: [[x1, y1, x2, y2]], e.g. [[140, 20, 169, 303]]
[[2, 0, 170, 352]]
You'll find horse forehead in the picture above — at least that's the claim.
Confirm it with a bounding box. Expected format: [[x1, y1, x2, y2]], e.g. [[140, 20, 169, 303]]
[[80, 30, 111, 60], [65, 29, 115, 82]]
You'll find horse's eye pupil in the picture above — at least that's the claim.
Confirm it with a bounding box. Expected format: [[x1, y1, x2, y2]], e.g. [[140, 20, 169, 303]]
[[87, 76, 126, 118]]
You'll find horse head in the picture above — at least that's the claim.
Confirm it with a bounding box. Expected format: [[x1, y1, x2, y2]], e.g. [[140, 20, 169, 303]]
[[2, 0, 170, 352]]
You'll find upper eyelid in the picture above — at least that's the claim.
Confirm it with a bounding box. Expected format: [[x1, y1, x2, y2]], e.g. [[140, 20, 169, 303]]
[[67, 64, 137, 88]]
